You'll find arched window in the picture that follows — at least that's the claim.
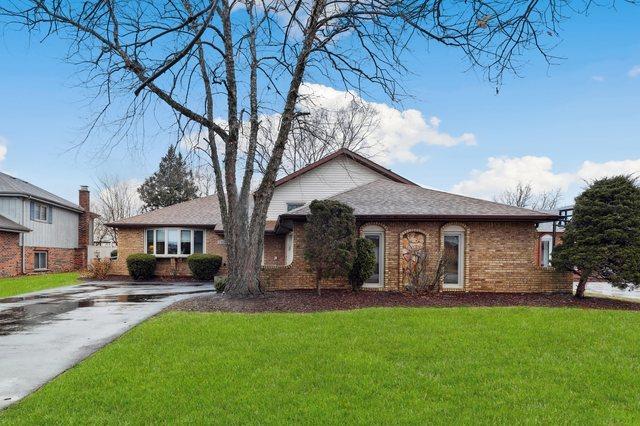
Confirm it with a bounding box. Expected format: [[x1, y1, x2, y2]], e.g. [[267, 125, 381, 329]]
[[442, 225, 465, 289], [362, 225, 385, 288], [540, 234, 553, 267]]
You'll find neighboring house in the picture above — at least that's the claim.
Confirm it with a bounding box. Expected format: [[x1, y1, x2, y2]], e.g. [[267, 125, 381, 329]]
[[536, 205, 573, 268], [0, 172, 96, 277], [109, 149, 572, 292]]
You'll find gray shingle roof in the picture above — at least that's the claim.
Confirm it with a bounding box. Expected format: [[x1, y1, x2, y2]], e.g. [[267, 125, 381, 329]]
[[0, 172, 83, 212], [0, 213, 31, 233], [107, 196, 222, 228], [282, 180, 558, 221]]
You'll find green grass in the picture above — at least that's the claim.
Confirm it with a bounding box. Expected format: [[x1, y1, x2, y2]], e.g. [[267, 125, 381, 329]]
[[0, 272, 80, 298], [3, 307, 640, 424]]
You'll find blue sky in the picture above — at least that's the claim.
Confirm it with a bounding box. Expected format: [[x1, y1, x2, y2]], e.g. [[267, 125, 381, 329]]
[[0, 3, 639, 206]]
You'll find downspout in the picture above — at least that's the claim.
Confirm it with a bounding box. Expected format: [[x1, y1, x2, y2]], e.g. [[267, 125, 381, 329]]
[[21, 197, 29, 274]]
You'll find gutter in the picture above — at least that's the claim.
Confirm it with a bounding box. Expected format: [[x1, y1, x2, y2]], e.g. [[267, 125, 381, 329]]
[[278, 213, 562, 223], [0, 192, 83, 213]]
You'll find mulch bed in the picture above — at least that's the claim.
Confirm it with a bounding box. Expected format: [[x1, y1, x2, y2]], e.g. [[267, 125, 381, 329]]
[[168, 290, 640, 313]]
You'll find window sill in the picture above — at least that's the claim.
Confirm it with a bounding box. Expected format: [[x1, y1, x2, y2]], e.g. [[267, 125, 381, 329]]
[[362, 283, 383, 289], [33, 268, 50, 272], [442, 284, 464, 290]]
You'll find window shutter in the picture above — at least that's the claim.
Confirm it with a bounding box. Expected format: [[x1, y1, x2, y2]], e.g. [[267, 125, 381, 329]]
[[29, 201, 35, 220], [47, 206, 53, 224]]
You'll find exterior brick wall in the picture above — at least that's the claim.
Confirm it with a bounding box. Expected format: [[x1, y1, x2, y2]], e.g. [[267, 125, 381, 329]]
[[261, 220, 572, 293], [263, 234, 285, 266], [0, 232, 22, 277], [111, 227, 227, 278], [23, 246, 79, 274], [112, 221, 572, 293]]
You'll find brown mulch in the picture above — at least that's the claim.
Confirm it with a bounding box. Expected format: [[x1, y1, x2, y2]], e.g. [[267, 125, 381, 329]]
[[168, 290, 640, 313]]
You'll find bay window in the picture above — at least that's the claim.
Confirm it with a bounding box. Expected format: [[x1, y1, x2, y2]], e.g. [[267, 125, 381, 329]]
[[146, 228, 205, 256]]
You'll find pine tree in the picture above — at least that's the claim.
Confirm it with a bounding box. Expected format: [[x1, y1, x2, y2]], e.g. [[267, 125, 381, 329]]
[[138, 146, 199, 211], [553, 175, 640, 298]]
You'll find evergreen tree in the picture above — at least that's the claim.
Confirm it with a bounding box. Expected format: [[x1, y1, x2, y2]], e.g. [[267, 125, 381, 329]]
[[138, 146, 198, 211], [304, 200, 356, 295], [553, 176, 640, 298]]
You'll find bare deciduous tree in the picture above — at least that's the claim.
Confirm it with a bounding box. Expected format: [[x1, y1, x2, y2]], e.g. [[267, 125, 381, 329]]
[[495, 182, 562, 210], [1, 0, 617, 296], [256, 98, 380, 174], [93, 175, 141, 245]]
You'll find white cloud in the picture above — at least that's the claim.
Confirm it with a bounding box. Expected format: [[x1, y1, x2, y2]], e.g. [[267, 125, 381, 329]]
[[452, 156, 573, 200], [0, 136, 8, 163], [591, 75, 605, 82], [577, 159, 640, 182], [298, 83, 476, 164], [628, 65, 640, 78], [452, 155, 640, 201]]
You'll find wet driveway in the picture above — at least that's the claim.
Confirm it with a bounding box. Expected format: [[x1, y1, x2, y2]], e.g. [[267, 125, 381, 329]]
[[0, 281, 214, 409]]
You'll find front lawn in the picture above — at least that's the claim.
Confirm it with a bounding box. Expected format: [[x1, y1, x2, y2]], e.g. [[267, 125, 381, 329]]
[[2, 307, 640, 424], [0, 272, 80, 299]]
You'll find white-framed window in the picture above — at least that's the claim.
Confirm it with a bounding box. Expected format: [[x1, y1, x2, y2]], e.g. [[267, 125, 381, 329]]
[[363, 225, 385, 288], [145, 228, 205, 257], [31, 201, 50, 222], [443, 226, 465, 289], [286, 202, 305, 212], [34, 251, 48, 270], [540, 234, 553, 267], [285, 232, 294, 265]]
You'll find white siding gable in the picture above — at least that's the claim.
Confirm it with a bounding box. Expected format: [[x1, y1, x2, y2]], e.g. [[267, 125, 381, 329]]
[[267, 156, 390, 219]]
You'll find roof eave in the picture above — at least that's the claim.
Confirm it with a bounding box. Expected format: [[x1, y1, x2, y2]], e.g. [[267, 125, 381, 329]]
[[106, 223, 217, 229], [0, 193, 84, 213], [279, 213, 560, 222]]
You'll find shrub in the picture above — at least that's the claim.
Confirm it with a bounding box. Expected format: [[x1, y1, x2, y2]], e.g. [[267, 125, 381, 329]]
[[110, 249, 118, 260], [126, 253, 156, 280], [349, 238, 376, 291], [304, 199, 356, 295], [87, 258, 112, 280], [214, 276, 228, 292], [187, 254, 222, 281]]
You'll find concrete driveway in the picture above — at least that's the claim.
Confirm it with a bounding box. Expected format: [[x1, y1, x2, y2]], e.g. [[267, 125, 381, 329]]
[[0, 280, 213, 409]]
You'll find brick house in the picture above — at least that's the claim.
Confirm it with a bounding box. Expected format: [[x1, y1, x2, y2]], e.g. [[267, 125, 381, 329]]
[[0, 172, 96, 277], [109, 149, 572, 292]]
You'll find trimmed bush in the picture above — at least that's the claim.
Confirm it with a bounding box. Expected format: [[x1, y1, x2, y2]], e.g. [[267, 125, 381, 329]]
[[187, 254, 222, 281], [126, 253, 156, 280], [110, 249, 118, 260], [214, 276, 228, 292], [349, 238, 377, 291]]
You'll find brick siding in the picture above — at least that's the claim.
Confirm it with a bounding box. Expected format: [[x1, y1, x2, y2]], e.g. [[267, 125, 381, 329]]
[[112, 221, 572, 293], [23, 246, 79, 274], [111, 228, 228, 277], [261, 221, 572, 293], [0, 232, 22, 277]]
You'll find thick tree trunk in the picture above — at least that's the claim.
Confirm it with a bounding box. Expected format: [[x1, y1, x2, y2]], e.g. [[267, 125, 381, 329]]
[[575, 274, 588, 299], [224, 226, 264, 297]]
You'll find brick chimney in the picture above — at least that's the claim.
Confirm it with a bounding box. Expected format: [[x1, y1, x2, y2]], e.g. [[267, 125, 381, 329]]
[[77, 185, 91, 269]]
